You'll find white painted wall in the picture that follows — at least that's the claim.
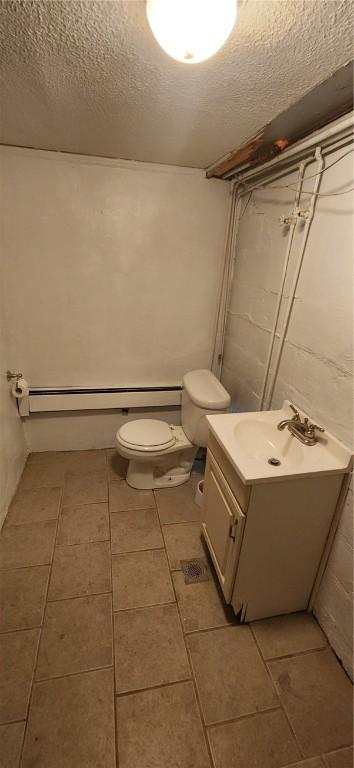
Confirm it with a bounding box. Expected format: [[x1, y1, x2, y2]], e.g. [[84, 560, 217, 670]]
[[0, 146, 229, 450], [1, 147, 229, 388], [0, 251, 28, 528], [24, 408, 180, 453], [222, 142, 353, 677]]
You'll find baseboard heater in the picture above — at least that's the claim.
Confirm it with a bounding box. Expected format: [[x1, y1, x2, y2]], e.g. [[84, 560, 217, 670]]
[[19, 385, 182, 416]]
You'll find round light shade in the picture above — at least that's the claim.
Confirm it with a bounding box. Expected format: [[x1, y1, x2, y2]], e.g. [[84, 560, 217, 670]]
[[146, 0, 237, 64]]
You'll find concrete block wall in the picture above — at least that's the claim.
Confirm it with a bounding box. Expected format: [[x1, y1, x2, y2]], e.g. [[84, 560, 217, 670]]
[[221, 142, 353, 677], [314, 480, 353, 679]]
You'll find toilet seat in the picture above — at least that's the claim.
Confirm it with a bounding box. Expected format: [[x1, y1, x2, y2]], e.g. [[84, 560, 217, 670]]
[[117, 419, 176, 453]]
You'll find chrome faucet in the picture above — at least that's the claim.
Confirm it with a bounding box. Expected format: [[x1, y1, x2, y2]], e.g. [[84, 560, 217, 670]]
[[277, 403, 301, 430], [278, 404, 325, 446]]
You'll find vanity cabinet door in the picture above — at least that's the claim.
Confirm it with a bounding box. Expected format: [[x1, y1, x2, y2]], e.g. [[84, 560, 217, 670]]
[[201, 452, 245, 602]]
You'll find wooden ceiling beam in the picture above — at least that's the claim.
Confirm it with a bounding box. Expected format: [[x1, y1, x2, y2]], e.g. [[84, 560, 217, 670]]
[[206, 61, 353, 180], [206, 128, 266, 179]]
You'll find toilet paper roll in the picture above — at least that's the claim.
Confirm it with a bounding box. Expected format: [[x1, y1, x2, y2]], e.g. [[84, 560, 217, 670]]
[[12, 377, 29, 399]]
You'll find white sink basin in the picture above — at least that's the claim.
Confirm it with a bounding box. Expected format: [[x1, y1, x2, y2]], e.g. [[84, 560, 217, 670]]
[[234, 419, 304, 467], [207, 401, 353, 484]]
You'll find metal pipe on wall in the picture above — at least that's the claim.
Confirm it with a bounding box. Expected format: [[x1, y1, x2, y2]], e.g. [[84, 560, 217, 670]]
[[259, 160, 309, 410], [211, 182, 240, 378], [264, 146, 325, 410]]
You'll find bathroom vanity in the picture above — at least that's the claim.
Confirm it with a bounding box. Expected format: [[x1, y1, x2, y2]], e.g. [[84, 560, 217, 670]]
[[201, 401, 353, 622]]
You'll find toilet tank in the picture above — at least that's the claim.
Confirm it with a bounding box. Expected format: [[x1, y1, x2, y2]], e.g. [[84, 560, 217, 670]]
[[181, 369, 231, 447]]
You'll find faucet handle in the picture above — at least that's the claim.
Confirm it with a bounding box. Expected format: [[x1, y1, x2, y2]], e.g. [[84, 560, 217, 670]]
[[307, 423, 325, 435]]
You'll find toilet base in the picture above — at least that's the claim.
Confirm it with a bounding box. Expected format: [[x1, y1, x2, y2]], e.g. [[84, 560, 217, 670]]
[[126, 448, 198, 491], [126, 460, 192, 489]]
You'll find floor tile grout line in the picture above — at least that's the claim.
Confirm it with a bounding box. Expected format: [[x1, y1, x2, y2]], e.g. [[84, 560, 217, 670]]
[[264, 645, 329, 663], [276, 755, 327, 768], [0, 624, 44, 636], [112, 600, 177, 616], [62, 495, 109, 507], [41, 590, 113, 611], [110, 506, 160, 515], [321, 746, 354, 763], [115, 676, 193, 699], [60, 500, 110, 516], [54, 539, 112, 551], [113, 598, 176, 611], [34, 663, 114, 685], [179, 621, 241, 639], [111, 544, 165, 556], [32, 498, 109, 510], [0, 560, 50, 573], [0, 561, 53, 572], [249, 623, 306, 761], [56, 537, 111, 547], [18, 483, 64, 767], [182, 620, 235, 635], [106, 454, 120, 768], [110, 505, 157, 514], [0, 718, 27, 727], [205, 704, 295, 730], [111, 545, 166, 558], [158, 509, 215, 768], [47, 588, 112, 603], [161, 518, 202, 526]]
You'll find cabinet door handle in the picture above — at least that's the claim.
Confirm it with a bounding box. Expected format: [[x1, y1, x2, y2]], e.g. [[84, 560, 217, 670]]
[[229, 521, 237, 541]]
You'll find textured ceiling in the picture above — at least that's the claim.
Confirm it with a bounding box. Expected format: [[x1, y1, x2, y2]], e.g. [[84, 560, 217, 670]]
[[0, 0, 353, 168]]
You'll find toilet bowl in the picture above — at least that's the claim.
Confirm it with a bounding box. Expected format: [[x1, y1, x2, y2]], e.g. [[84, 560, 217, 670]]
[[116, 369, 231, 489]]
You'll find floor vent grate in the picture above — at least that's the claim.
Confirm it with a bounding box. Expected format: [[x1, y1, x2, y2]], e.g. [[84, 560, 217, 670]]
[[181, 558, 209, 585]]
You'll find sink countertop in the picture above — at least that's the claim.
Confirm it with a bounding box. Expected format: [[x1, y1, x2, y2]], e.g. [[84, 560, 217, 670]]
[[207, 401, 353, 485]]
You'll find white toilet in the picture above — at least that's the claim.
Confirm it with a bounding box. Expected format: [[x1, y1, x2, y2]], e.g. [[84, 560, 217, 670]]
[[116, 369, 231, 490]]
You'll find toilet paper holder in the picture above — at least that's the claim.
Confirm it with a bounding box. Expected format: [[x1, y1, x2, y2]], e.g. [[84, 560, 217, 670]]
[[6, 370, 23, 381], [7, 370, 29, 415]]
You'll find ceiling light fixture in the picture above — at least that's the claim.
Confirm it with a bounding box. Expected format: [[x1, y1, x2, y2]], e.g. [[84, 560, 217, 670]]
[[146, 0, 237, 64]]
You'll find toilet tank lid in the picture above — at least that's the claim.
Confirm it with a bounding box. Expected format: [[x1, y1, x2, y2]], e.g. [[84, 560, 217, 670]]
[[182, 370, 231, 410]]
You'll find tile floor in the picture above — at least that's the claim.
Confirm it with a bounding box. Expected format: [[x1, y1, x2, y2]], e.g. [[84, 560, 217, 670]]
[[0, 448, 352, 768]]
